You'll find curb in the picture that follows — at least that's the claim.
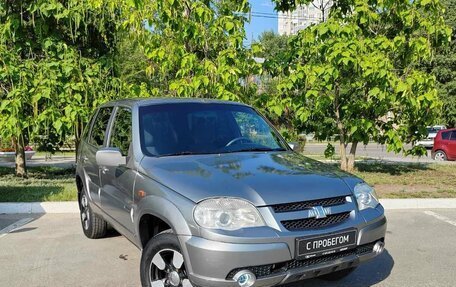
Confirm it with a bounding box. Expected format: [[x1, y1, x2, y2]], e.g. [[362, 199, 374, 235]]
[[0, 202, 79, 214], [1, 199, 456, 214]]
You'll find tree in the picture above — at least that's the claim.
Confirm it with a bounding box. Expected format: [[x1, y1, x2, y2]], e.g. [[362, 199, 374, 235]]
[[1, 0, 262, 177], [118, 0, 261, 102], [269, 0, 451, 171], [310, 0, 332, 22], [423, 0, 456, 127], [0, 0, 121, 177], [257, 31, 290, 61]]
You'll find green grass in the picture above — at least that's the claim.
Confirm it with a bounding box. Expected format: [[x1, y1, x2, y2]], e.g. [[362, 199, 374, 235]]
[[353, 162, 456, 198], [0, 166, 77, 202]]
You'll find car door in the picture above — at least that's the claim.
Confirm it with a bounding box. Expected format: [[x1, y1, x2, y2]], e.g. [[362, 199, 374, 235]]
[[449, 131, 456, 159], [80, 107, 114, 207], [99, 106, 135, 233]]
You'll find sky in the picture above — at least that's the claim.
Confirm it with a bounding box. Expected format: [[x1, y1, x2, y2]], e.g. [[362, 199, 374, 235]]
[[244, 0, 278, 45]]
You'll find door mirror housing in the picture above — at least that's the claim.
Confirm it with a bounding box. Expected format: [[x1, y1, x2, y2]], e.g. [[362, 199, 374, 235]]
[[96, 148, 126, 167], [288, 142, 300, 152]]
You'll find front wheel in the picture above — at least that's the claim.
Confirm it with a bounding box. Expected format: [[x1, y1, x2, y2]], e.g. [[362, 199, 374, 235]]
[[433, 150, 447, 161], [140, 231, 193, 287]]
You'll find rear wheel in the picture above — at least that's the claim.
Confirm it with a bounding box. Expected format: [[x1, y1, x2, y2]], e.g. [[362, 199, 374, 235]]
[[433, 150, 447, 161], [79, 190, 107, 239], [140, 231, 193, 287], [320, 267, 356, 281]]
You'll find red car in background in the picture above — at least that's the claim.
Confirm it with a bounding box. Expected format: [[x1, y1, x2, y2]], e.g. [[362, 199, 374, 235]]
[[432, 128, 456, 161]]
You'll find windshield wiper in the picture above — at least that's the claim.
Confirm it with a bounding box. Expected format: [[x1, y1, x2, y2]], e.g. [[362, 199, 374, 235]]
[[228, 147, 287, 153], [158, 151, 216, 157]]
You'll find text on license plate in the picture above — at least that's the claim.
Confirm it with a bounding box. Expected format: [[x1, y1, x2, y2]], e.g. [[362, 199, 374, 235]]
[[296, 230, 357, 259]]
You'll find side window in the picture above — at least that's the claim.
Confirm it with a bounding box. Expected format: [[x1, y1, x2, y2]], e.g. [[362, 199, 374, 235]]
[[110, 108, 132, 156], [451, 131, 456, 141], [442, 131, 451, 140], [82, 112, 96, 140], [89, 107, 113, 147]]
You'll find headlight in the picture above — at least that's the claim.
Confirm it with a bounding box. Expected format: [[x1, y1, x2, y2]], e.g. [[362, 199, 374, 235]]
[[354, 183, 379, 210], [193, 198, 265, 231]]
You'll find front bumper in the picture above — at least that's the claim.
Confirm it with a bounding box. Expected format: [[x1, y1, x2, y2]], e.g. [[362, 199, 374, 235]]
[[179, 215, 387, 287]]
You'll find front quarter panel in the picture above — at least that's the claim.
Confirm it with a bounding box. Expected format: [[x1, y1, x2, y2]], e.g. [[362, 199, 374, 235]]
[[133, 172, 199, 239]]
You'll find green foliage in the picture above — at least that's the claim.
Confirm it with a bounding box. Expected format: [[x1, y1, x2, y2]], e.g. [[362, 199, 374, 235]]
[[324, 143, 335, 159], [257, 31, 290, 63], [269, 0, 451, 170], [0, 0, 122, 156], [423, 0, 456, 127], [118, 0, 260, 101]]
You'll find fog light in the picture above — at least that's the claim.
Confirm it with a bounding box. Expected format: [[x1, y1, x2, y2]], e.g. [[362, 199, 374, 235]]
[[233, 270, 256, 287], [373, 241, 385, 254]]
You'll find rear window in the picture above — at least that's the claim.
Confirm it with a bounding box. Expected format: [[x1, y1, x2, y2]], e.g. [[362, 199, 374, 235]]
[[442, 131, 451, 140]]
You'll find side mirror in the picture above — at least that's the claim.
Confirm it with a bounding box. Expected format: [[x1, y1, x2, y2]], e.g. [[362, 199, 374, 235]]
[[96, 148, 126, 167], [288, 142, 300, 152]]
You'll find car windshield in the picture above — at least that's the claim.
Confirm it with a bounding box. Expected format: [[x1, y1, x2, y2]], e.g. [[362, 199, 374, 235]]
[[139, 103, 288, 157]]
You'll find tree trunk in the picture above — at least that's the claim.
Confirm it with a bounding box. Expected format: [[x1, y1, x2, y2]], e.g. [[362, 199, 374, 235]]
[[334, 84, 349, 171], [346, 141, 358, 172], [13, 135, 27, 178], [338, 137, 347, 171]]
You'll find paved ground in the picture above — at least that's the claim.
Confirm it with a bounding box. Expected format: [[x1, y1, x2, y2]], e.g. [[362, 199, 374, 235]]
[[1, 210, 456, 287], [304, 143, 452, 164], [0, 155, 75, 168]]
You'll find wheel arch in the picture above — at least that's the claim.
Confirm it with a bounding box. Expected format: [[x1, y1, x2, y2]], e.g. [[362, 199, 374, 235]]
[[136, 196, 193, 249]]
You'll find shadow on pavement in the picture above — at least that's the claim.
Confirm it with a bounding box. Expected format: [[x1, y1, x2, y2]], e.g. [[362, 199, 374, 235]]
[[9, 227, 38, 233], [284, 249, 394, 287]]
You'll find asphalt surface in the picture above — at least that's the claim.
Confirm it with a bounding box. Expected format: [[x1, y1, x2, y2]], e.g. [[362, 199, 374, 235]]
[[1, 210, 456, 287], [304, 143, 446, 163], [0, 155, 75, 168]]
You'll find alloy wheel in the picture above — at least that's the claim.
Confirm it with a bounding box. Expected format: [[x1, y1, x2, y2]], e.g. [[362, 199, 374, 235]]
[[434, 151, 446, 161], [149, 249, 192, 287], [80, 194, 90, 230]]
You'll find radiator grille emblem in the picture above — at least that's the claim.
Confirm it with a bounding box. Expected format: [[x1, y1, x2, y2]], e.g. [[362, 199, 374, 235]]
[[311, 206, 328, 219]]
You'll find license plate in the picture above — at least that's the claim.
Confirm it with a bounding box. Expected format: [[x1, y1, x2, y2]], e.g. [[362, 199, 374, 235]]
[[296, 230, 357, 259]]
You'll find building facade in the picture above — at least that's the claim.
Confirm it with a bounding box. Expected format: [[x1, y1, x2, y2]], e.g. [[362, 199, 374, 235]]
[[278, 0, 332, 35]]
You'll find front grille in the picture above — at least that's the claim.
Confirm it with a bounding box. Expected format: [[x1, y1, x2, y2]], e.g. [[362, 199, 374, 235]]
[[281, 212, 351, 231], [226, 242, 376, 280], [272, 196, 347, 213]]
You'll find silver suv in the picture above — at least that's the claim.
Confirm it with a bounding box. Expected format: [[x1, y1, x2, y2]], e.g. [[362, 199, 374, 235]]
[[76, 98, 386, 287]]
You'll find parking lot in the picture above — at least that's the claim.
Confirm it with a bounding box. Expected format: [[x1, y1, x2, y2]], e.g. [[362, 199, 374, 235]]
[[1, 210, 456, 287]]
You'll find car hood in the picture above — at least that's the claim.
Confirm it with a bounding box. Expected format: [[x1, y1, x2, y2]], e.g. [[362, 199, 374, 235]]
[[139, 152, 356, 206]]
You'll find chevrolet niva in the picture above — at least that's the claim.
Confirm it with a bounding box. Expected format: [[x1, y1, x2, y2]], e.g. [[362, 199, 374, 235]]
[[75, 98, 386, 287]]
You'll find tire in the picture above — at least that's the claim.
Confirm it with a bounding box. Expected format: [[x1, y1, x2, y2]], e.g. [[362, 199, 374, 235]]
[[433, 150, 447, 161], [79, 190, 107, 239], [140, 230, 193, 287], [320, 267, 356, 281]]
